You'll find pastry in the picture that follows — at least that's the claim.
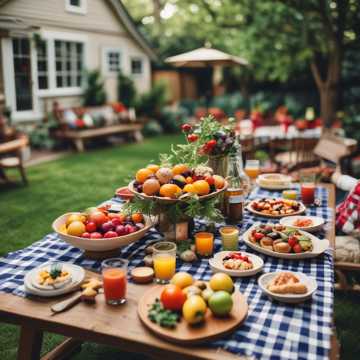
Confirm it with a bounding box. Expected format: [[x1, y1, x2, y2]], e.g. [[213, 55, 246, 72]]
[[267, 272, 308, 294], [81, 287, 98, 303]]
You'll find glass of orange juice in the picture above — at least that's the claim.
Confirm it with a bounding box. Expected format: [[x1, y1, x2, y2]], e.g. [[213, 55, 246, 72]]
[[102, 258, 128, 305], [195, 232, 214, 257], [153, 242, 177, 284], [244, 159, 260, 181]]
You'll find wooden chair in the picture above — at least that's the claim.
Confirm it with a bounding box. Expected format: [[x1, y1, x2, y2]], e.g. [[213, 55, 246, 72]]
[[0, 136, 28, 185]]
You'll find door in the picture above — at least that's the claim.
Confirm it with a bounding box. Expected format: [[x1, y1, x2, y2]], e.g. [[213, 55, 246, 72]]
[[12, 38, 33, 112]]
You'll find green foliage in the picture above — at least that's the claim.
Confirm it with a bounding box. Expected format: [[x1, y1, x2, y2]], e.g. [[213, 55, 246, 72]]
[[158, 107, 187, 133], [343, 107, 360, 144], [117, 71, 137, 107], [83, 70, 107, 106], [28, 114, 59, 150], [210, 92, 249, 115], [142, 120, 163, 137], [136, 82, 168, 117]]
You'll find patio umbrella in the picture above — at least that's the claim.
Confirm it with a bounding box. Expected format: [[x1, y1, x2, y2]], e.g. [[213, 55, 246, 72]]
[[165, 47, 249, 109]]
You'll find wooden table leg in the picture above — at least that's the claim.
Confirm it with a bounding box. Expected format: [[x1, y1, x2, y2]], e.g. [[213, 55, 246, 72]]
[[17, 324, 43, 360], [41, 338, 82, 360], [73, 139, 84, 152]]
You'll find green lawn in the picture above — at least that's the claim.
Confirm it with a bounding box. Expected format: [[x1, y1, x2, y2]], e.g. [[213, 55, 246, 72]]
[[0, 134, 358, 359]]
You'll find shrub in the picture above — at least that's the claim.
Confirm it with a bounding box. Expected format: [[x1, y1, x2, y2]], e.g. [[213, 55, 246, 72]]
[[83, 70, 106, 106], [136, 81, 168, 117], [117, 71, 137, 107], [142, 120, 163, 137], [158, 106, 188, 133], [28, 114, 59, 150]]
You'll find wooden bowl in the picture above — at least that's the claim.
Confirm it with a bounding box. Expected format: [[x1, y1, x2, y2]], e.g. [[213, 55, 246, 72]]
[[128, 180, 228, 205], [52, 212, 154, 252]]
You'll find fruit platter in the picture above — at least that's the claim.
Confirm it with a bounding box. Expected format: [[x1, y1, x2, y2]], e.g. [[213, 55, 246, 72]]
[[53, 206, 154, 252], [138, 271, 248, 344], [243, 222, 330, 259], [129, 163, 228, 204], [247, 198, 306, 218], [209, 251, 264, 277]]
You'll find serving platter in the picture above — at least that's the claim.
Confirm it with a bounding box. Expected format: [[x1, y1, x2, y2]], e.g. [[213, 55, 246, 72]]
[[52, 212, 154, 252], [258, 272, 317, 303], [246, 199, 306, 218], [209, 251, 264, 277], [128, 180, 228, 205], [279, 216, 325, 233], [256, 173, 293, 190], [138, 285, 248, 344], [24, 262, 85, 297], [242, 223, 330, 259]]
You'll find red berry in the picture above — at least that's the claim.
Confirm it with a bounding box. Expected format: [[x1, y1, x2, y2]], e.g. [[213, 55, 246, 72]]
[[85, 221, 97, 233], [104, 231, 118, 238], [90, 232, 103, 239], [187, 134, 198, 142], [81, 232, 91, 238], [293, 243, 302, 253], [181, 123, 192, 132]]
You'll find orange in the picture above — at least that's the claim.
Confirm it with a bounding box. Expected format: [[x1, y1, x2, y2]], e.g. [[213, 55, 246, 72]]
[[131, 213, 144, 223], [143, 178, 161, 195], [185, 176, 193, 184], [159, 184, 182, 198], [213, 175, 225, 189], [183, 184, 196, 193], [67, 221, 86, 237], [136, 168, 153, 183], [147, 164, 160, 173], [193, 180, 210, 195], [172, 164, 190, 176]]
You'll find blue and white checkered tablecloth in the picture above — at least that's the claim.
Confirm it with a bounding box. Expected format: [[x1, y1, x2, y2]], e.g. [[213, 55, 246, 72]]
[[0, 186, 334, 360]]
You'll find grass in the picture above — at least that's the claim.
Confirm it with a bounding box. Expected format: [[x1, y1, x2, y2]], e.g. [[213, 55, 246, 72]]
[[0, 134, 358, 359]]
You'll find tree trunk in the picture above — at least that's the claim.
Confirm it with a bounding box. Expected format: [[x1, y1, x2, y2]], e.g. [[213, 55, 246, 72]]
[[319, 83, 339, 128]]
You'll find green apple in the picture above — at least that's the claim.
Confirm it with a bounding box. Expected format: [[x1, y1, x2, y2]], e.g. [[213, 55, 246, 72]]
[[208, 291, 233, 317], [84, 207, 98, 215]]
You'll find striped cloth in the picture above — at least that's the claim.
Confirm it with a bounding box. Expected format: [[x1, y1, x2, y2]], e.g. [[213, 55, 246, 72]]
[[0, 186, 334, 360]]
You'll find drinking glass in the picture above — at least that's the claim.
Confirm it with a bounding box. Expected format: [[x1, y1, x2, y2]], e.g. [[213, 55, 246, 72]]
[[195, 232, 214, 257], [244, 160, 260, 181], [300, 172, 316, 205], [220, 226, 239, 251], [153, 241, 177, 284], [102, 258, 128, 305]]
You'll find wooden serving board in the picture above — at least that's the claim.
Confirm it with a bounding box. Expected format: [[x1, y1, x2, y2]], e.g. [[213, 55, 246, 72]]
[[138, 285, 248, 344]]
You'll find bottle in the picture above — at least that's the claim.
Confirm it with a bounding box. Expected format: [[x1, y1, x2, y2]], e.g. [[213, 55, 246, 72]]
[[225, 140, 250, 223]]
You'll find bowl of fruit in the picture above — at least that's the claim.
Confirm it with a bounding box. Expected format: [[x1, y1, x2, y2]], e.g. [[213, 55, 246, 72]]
[[52, 207, 154, 252], [129, 163, 228, 204]]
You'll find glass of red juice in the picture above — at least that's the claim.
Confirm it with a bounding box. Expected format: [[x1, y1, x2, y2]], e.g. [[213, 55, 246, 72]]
[[102, 258, 128, 305], [300, 172, 316, 205]]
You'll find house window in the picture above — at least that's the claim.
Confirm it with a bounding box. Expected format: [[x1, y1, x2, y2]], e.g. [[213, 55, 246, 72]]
[[37, 40, 48, 90], [131, 58, 143, 75], [65, 0, 87, 14], [55, 40, 83, 88], [103, 48, 121, 74]]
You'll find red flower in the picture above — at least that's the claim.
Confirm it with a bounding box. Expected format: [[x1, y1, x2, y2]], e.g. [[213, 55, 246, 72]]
[[206, 139, 217, 148], [187, 134, 198, 142], [112, 102, 127, 113], [181, 123, 192, 133], [75, 118, 85, 128]]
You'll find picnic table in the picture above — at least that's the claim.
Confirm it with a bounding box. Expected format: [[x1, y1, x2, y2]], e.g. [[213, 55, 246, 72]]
[[0, 184, 336, 360]]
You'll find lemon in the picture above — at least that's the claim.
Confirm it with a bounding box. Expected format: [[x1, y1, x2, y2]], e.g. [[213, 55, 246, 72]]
[[171, 272, 193, 289]]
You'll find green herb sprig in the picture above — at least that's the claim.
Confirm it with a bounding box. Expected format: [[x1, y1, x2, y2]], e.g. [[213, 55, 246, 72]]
[[148, 299, 180, 329]]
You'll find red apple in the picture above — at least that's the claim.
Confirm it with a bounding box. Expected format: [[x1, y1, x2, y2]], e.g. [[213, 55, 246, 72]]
[[104, 231, 118, 238], [89, 211, 108, 226], [85, 221, 97, 233], [90, 232, 103, 239]]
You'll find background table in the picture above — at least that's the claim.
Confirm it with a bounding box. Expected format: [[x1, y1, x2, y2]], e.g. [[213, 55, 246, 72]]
[[0, 184, 335, 360]]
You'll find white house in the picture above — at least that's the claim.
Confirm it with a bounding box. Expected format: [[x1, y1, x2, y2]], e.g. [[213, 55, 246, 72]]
[[0, 0, 156, 123]]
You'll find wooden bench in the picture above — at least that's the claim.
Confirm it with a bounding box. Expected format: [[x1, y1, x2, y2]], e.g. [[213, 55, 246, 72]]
[[55, 123, 143, 152]]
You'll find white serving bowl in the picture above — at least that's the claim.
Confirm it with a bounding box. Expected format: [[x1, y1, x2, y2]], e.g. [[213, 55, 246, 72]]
[[209, 251, 264, 277], [256, 173, 292, 190], [279, 216, 325, 233], [242, 222, 330, 260], [53, 212, 154, 252], [258, 271, 317, 303]]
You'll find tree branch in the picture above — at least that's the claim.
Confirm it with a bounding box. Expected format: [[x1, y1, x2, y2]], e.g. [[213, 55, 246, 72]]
[[310, 61, 325, 89]]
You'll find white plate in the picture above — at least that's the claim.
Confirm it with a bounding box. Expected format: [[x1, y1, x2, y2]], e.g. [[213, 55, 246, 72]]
[[246, 199, 306, 218], [258, 272, 317, 303], [279, 216, 325, 233], [242, 222, 329, 259], [209, 251, 264, 277], [255, 178, 292, 190], [256, 174, 292, 190], [24, 262, 85, 297]]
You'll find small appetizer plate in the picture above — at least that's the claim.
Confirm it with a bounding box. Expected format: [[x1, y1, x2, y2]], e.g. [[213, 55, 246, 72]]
[[243, 223, 330, 260], [280, 215, 325, 233], [258, 271, 317, 304], [209, 251, 264, 277], [24, 262, 85, 297]]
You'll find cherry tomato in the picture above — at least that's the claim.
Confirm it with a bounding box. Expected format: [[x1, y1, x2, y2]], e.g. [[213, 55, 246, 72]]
[[288, 236, 298, 248], [160, 284, 186, 311], [254, 232, 264, 241], [85, 221, 97, 233], [181, 123, 192, 132], [293, 243, 302, 253], [187, 134, 198, 142]]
